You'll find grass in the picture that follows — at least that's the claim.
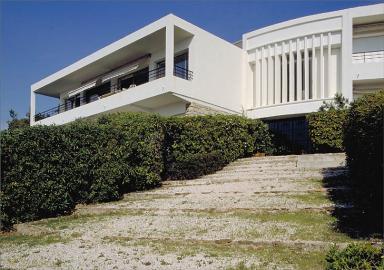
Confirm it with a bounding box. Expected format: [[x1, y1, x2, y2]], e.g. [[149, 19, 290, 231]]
[[226, 261, 258, 270], [288, 192, 331, 206], [182, 208, 353, 243], [119, 193, 173, 203], [108, 237, 327, 270], [0, 233, 68, 247], [30, 209, 146, 230]]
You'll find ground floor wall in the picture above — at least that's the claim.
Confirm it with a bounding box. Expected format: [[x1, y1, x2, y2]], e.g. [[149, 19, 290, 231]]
[[185, 102, 230, 116], [264, 116, 312, 154]]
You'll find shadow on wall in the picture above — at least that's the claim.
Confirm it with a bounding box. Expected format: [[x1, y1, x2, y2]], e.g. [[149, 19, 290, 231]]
[[321, 168, 383, 239]]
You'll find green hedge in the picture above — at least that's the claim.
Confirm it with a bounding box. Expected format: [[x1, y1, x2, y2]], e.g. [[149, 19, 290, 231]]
[[344, 90, 384, 210], [306, 109, 347, 153], [96, 113, 165, 192], [0, 113, 164, 230], [163, 115, 273, 179], [326, 243, 384, 270], [1, 113, 273, 229]]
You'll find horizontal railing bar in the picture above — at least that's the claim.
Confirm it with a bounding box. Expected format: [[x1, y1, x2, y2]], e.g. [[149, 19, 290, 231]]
[[35, 65, 193, 121]]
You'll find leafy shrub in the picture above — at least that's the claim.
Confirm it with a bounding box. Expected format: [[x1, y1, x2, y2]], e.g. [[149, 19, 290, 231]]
[[0, 113, 164, 229], [307, 109, 347, 153], [1, 113, 273, 229], [1, 124, 91, 229], [163, 115, 273, 179], [326, 243, 384, 270], [95, 113, 164, 192], [343, 90, 384, 212], [7, 109, 29, 130], [319, 93, 349, 112]]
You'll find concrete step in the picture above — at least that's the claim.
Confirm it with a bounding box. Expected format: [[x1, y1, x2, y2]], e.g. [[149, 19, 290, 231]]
[[221, 166, 323, 172], [220, 167, 347, 174], [202, 168, 346, 181], [229, 153, 346, 169], [231, 159, 297, 166], [208, 172, 346, 180], [235, 155, 299, 163]]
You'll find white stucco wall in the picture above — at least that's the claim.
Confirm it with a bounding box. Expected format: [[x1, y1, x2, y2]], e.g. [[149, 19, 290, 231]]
[[243, 12, 345, 116], [32, 4, 384, 125], [170, 17, 244, 113], [36, 78, 169, 125], [243, 3, 384, 118]]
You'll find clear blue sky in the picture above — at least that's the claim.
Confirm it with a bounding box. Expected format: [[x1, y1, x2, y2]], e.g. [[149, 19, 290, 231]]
[[0, 0, 381, 129]]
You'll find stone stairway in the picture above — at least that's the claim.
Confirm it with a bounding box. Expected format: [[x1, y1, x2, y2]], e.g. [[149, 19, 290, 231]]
[[3, 152, 358, 270], [200, 153, 347, 182]]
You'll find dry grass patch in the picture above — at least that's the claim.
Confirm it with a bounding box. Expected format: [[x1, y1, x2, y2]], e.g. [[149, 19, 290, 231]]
[[0, 232, 69, 248], [111, 237, 327, 270]]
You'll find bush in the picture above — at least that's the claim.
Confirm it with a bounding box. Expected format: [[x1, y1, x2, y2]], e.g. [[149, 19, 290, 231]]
[[325, 243, 384, 270], [1, 123, 95, 229], [163, 115, 273, 179], [343, 90, 384, 211], [0, 113, 164, 229], [307, 109, 347, 153], [95, 113, 164, 192], [1, 113, 273, 229]]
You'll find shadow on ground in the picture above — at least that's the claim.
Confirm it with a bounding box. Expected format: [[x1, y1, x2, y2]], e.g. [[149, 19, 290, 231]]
[[322, 167, 383, 240]]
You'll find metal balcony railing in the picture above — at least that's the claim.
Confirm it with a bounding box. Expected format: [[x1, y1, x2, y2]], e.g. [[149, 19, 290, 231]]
[[35, 65, 193, 121], [174, 65, 193, 80], [352, 50, 384, 63]]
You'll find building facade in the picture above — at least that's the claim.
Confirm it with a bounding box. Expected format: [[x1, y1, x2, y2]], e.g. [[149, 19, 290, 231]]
[[31, 4, 384, 126]]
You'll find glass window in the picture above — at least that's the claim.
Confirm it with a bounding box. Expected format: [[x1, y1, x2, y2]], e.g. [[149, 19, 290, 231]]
[[156, 52, 189, 79], [85, 82, 111, 102], [65, 94, 80, 111], [174, 52, 189, 79], [119, 67, 149, 89], [174, 52, 188, 70]]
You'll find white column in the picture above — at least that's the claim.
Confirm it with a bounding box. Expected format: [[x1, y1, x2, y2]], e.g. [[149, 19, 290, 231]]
[[296, 38, 302, 101], [267, 45, 274, 105], [274, 43, 281, 104], [254, 50, 261, 107], [282, 42, 288, 103], [327, 32, 332, 98], [341, 13, 353, 101], [165, 24, 174, 78], [253, 61, 257, 107], [312, 34, 317, 99], [30, 89, 36, 125], [261, 47, 268, 106], [289, 40, 294, 102], [304, 36, 309, 100], [320, 33, 324, 99]]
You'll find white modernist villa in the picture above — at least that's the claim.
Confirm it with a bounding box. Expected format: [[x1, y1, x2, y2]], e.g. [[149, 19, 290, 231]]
[[31, 4, 384, 130]]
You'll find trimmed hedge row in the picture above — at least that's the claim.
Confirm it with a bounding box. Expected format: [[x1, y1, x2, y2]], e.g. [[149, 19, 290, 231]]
[[0, 113, 164, 229], [1, 113, 272, 229], [344, 90, 384, 211], [163, 115, 273, 179], [306, 109, 347, 153]]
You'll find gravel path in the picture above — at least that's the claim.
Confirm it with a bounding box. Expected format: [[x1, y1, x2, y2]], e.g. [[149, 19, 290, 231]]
[[0, 153, 362, 270]]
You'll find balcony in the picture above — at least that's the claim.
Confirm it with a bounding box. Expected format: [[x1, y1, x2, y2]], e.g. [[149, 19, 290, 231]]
[[352, 50, 384, 63], [34, 65, 193, 122], [352, 50, 384, 81]]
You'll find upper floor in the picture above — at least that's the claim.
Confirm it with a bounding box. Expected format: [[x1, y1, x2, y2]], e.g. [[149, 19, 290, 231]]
[[242, 3, 384, 119], [31, 4, 383, 125], [31, 14, 244, 125]]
